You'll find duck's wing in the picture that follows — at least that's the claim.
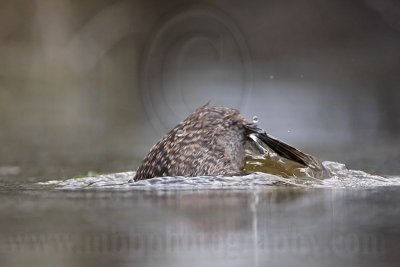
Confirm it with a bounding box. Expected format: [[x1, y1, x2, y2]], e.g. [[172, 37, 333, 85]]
[[244, 124, 321, 168]]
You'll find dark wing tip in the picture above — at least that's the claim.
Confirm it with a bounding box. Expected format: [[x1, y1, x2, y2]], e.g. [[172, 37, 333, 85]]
[[244, 123, 320, 168]]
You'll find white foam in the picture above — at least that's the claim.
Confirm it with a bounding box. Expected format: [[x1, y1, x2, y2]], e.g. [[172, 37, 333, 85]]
[[39, 161, 400, 190]]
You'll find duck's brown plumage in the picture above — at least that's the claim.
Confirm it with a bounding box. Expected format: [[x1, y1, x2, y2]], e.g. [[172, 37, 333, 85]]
[[133, 105, 324, 181]]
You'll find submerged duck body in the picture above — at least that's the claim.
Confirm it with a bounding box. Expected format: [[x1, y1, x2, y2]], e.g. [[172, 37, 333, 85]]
[[133, 105, 325, 181]]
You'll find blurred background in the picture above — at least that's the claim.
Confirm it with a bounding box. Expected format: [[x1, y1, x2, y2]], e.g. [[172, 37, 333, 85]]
[[0, 0, 399, 181]]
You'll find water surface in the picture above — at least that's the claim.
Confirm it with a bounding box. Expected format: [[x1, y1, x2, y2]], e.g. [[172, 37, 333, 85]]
[[1, 162, 400, 267]]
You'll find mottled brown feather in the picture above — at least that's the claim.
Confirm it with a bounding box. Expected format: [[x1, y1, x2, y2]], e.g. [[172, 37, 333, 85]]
[[133, 105, 324, 181]]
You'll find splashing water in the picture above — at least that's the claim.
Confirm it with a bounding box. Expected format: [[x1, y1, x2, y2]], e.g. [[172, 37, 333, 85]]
[[38, 161, 400, 190], [176, 129, 184, 137]]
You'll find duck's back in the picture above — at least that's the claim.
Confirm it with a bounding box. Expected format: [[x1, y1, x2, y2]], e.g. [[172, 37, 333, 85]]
[[133, 106, 247, 181]]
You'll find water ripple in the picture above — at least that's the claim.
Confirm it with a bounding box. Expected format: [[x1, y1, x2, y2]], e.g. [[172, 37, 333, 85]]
[[38, 161, 400, 190]]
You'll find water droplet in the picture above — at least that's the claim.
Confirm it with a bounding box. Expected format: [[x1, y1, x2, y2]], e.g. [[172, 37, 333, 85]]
[[287, 130, 291, 133], [176, 129, 184, 137], [269, 75, 274, 80], [252, 115, 259, 123]]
